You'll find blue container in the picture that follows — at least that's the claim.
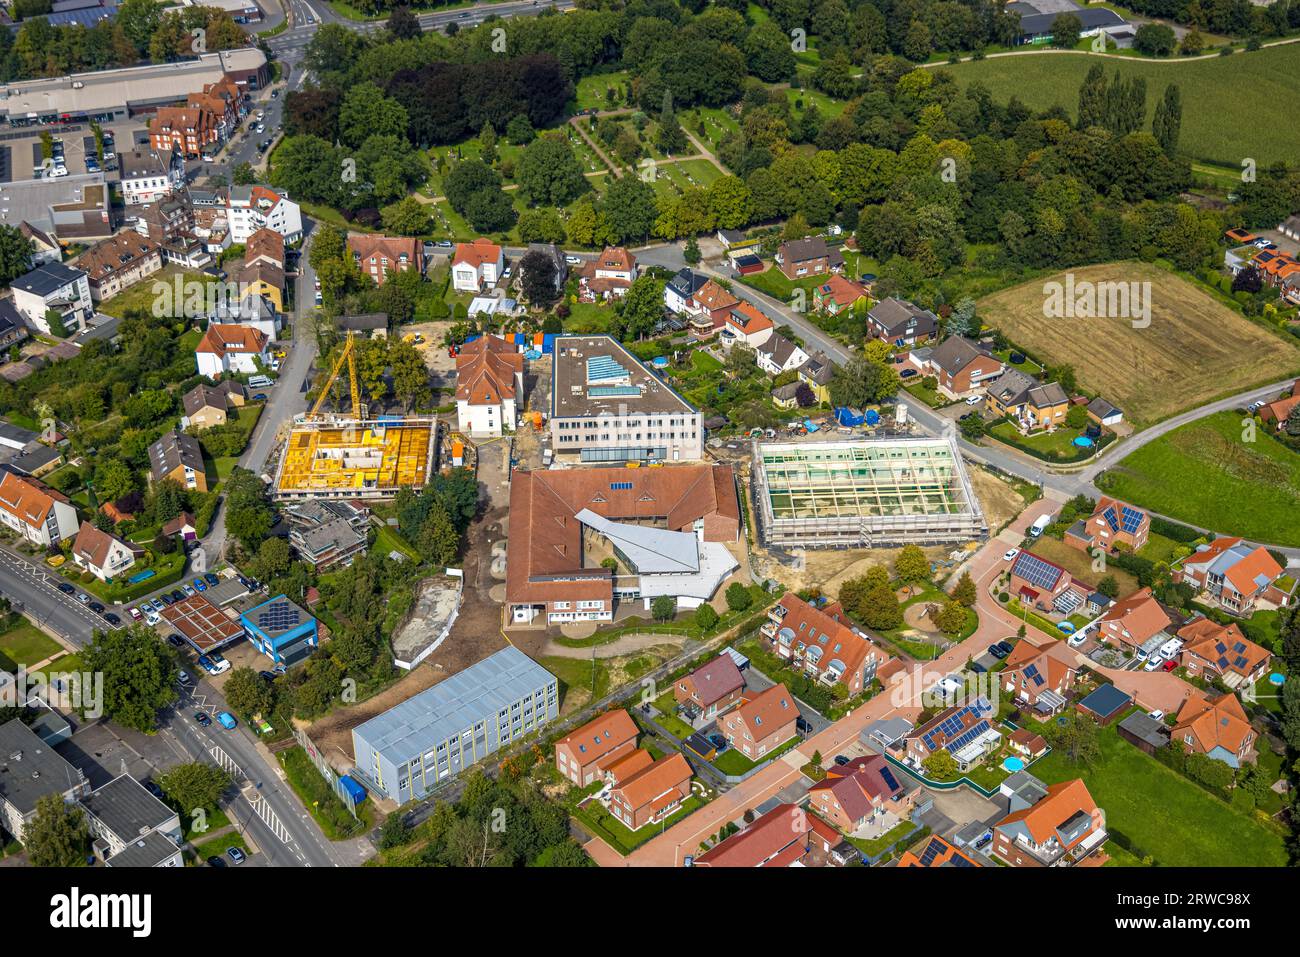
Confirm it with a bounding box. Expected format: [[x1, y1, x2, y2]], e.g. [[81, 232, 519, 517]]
[[541, 334, 556, 354], [339, 775, 367, 805], [865, 409, 880, 425]]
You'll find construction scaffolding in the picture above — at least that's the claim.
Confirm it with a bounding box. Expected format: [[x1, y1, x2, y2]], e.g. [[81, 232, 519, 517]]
[[751, 435, 987, 548], [272, 417, 438, 501]]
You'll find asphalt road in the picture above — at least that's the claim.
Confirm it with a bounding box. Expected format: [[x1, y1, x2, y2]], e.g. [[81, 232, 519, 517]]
[[0, 548, 105, 645]]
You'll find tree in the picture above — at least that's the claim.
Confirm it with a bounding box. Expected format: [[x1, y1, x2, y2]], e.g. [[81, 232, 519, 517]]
[[959, 414, 986, 440], [829, 357, 899, 408], [386, 5, 421, 39], [338, 82, 408, 149], [505, 114, 535, 145], [652, 595, 677, 621], [26, 794, 88, 867], [0, 223, 35, 286], [1053, 711, 1101, 767], [743, 20, 796, 81], [1152, 83, 1182, 157], [479, 120, 498, 166], [1096, 575, 1120, 599], [518, 249, 558, 306], [81, 624, 177, 732], [725, 582, 753, 612], [600, 176, 657, 244], [416, 501, 460, 566], [516, 208, 566, 244], [1065, 404, 1089, 430], [93, 457, 136, 502], [683, 237, 701, 265], [860, 584, 903, 630], [951, 572, 977, 607], [895, 544, 930, 585], [157, 762, 231, 814], [614, 275, 666, 341], [378, 811, 413, 849], [1134, 22, 1176, 56], [1049, 13, 1082, 49], [694, 603, 719, 631], [935, 600, 967, 635], [922, 749, 958, 779], [656, 90, 688, 155], [224, 667, 274, 718], [382, 196, 432, 236], [517, 134, 588, 206]]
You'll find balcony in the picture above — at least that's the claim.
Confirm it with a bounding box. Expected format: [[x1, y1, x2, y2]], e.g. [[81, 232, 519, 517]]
[[760, 620, 778, 638]]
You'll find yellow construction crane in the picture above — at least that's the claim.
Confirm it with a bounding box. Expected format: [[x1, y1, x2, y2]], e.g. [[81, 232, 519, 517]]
[[309, 329, 364, 420]]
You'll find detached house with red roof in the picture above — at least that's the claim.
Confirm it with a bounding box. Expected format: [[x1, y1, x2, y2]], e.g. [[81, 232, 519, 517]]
[[1173, 537, 1293, 617], [685, 279, 740, 339], [693, 803, 818, 867], [721, 302, 774, 350], [719, 683, 799, 760], [71, 521, 142, 582], [1095, 587, 1172, 653], [762, 593, 889, 694], [350, 233, 423, 286], [1065, 497, 1150, 555], [451, 238, 503, 292], [1002, 641, 1078, 716], [812, 275, 869, 315], [674, 654, 745, 720], [607, 752, 692, 831], [578, 246, 637, 301], [0, 471, 78, 547], [1008, 550, 1083, 614], [454, 334, 523, 437], [1178, 617, 1271, 691], [904, 697, 1000, 772], [1172, 693, 1256, 766], [554, 708, 639, 786], [195, 323, 269, 379], [898, 834, 980, 867], [807, 753, 917, 833], [991, 778, 1106, 867]]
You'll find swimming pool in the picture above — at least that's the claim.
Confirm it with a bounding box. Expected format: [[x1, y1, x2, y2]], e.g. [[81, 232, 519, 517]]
[[1271, 673, 1285, 686], [1001, 756, 1026, 773], [1072, 436, 1094, 448]]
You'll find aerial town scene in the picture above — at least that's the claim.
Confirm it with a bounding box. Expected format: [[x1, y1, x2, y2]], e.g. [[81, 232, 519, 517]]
[[0, 0, 1294, 915]]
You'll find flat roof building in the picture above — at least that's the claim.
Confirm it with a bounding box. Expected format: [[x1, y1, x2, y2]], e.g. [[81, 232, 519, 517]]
[[0, 718, 91, 843], [550, 335, 702, 464], [752, 435, 987, 548], [240, 595, 319, 666], [351, 646, 557, 801], [80, 773, 183, 868]]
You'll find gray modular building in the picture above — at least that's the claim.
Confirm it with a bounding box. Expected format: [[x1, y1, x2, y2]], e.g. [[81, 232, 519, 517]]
[[351, 646, 558, 801]]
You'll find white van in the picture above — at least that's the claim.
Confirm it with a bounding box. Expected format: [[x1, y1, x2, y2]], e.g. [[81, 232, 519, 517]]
[[248, 374, 272, 388], [1028, 514, 1051, 538]]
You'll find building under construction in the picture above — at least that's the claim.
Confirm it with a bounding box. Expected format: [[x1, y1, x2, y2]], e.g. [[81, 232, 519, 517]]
[[272, 331, 437, 501], [751, 435, 987, 548]]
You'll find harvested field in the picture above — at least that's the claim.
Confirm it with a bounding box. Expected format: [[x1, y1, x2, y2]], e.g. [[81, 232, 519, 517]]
[[978, 262, 1300, 428]]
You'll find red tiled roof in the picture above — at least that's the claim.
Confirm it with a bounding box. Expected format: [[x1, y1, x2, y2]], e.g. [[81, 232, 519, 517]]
[[693, 803, 810, 867], [1172, 693, 1253, 756], [196, 324, 267, 356], [611, 752, 691, 811], [994, 778, 1099, 847], [451, 237, 502, 268], [0, 472, 68, 530], [556, 708, 638, 767], [455, 336, 523, 404]]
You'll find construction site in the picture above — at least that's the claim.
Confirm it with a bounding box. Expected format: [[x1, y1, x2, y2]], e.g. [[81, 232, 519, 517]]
[[272, 331, 438, 501], [751, 434, 988, 549]]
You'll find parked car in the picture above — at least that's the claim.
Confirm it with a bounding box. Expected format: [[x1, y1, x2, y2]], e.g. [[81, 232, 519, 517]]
[[166, 634, 184, 648], [994, 641, 1015, 656], [227, 846, 246, 864], [964, 394, 983, 406], [795, 716, 813, 734], [146, 611, 161, 626], [1149, 710, 1165, 722], [76, 592, 90, 604], [987, 644, 1009, 660], [1162, 659, 1177, 672], [171, 589, 185, 603], [204, 573, 219, 586], [103, 613, 121, 626], [899, 369, 917, 379], [89, 601, 104, 613], [1142, 656, 1162, 672], [564, 255, 583, 265], [195, 711, 212, 727], [833, 755, 851, 766], [177, 670, 194, 687], [57, 582, 75, 594], [252, 393, 267, 401], [182, 584, 195, 597], [142, 780, 165, 800], [159, 594, 173, 606], [1003, 547, 1019, 562], [150, 598, 164, 612], [197, 655, 229, 676], [128, 605, 142, 620], [216, 711, 237, 730], [193, 578, 207, 591], [1068, 632, 1087, 647]]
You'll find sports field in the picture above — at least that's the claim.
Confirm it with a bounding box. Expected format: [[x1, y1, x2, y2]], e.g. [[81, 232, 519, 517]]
[[977, 262, 1300, 427], [938, 44, 1300, 166], [1096, 411, 1300, 547]]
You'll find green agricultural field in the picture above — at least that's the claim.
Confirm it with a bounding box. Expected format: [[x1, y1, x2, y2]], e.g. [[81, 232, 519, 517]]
[[1028, 717, 1288, 866], [1097, 411, 1300, 547], [937, 45, 1300, 166]]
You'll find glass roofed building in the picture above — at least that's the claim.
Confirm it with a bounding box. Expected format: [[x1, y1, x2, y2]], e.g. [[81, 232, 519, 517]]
[[751, 435, 986, 547]]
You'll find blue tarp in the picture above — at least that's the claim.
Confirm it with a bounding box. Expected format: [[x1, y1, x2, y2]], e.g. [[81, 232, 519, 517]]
[[803, 419, 819, 432], [835, 407, 865, 427], [339, 775, 367, 805], [865, 409, 881, 425], [541, 333, 556, 354]]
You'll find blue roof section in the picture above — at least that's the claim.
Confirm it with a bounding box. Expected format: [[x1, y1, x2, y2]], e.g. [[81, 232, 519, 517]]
[[1077, 683, 1131, 719]]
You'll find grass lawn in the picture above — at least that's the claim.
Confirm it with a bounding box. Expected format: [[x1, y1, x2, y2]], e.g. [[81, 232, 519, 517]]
[[977, 262, 1300, 428], [30, 653, 82, 682], [573, 71, 630, 111], [0, 618, 63, 671], [1029, 535, 1139, 596], [573, 792, 706, 856], [373, 524, 420, 562], [190, 830, 248, 862], [540, 655, 610, 713], [182, 806, 231, 843], [1027, 717, 1288, 866], [904, 381, 947, 408], [1135, 532, 1187, 566], [277, 746, 372, 840], [987, 419, 1101, 464], [938, 45, 1300, 167], [97, 267, 215, 319], [1097, 411, 1300, 547], [650, 690, 696, 741], [712, 735, 800, 776], [846, 819, 921, 858]]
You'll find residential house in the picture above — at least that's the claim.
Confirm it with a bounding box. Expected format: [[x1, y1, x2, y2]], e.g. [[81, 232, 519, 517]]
[[0, 471, 79, 546], [0, 719, 91, 844], [451, 238, 504, 292], [721, 302, 774, 350], [797, 351, 835, 405], [664, 268, 709, 315], [522, 242, 566, 293], [554, 708, 639, 786], [285, 499, 369, 570], [1008, 550, 1081, 614], [991, 778, 1106, 867], [866, 298, 939, 347], [71, 520, 142, 582], [1173, 537, 1292, 616], [132, 192, 211, 270], [195, 322, 269, 379], [720, 684, 798, 760], [1172, 693, 1256, 767], [77, 232, 162, 302], [674, 654, 745, 720], [350, 233, 423, 286], [693, 803, 817, 867], [1065, 496, 1150, 555], [1086, 397, 1124, 427], [225, 186, 302, 244], [1008, 728, 1048, 759], [755, 333, 810, 377], [686, 280, 739, 339], [775, 236, 843, 280], [1002, 641, 1078, 716], [813, 275, 869, 315], [243, 226, 285, 270], [903, 697, 1000, 772], [208, 290, 279, 342], [984, 369, 1069, 433], [607, 752, 693, 831], [10, 261, 93, 335], [214, 378, 247, 407], [1094, 587, 1172, 652], [912, 335, 1003, 399], [182, 384, 229, 430], [149, 106, 218, 158], [807, 753, 916, 833], [20, 222, 61, 266], [162, 512, 197, 544], [1178, 617, 1272, 690], [578, 246, 636, 301], [80, 774, 183, 868], [238, 259, 285, 312], [898, 834, 980, 867], [771, 382, 802, 409], [0, 300, 30, 351], [118, 148, 183, 205], [148, 429, 207, 492], [455, 334, 524, 437], [764, 593, 888, 693]]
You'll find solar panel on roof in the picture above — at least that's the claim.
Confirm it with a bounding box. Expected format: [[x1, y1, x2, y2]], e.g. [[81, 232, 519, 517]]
[[1013, 553, 1062, 590], [256, 601, 302, 633], [586, 355, 630, 383], [589, 385, 641, 397], [1102, 506, 1119, 532], [1233, 641, 1246, 653], [1024, 664, 1045, 687], [1120, 505, 1144, 534], [1233, 656, 1248, 669], [878, 765, 900, 793], [609, 481, 632, 490], [1215, 642, 1227, 654], [1218, 656, 1230, 669], [919, 837, 943, 866]]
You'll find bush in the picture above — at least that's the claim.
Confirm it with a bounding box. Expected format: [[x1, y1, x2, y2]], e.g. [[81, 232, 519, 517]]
[[725, 583, 753, 613], [694, 604, 719, 631]]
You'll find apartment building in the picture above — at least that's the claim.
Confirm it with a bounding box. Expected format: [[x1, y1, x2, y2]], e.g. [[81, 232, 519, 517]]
[[0, 471, 79, 546], [0, 719, 91, 844], [77, 232, 163, 302]]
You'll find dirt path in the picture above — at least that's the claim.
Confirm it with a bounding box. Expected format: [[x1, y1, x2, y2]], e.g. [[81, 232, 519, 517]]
[[539, 633, 690, 659]]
